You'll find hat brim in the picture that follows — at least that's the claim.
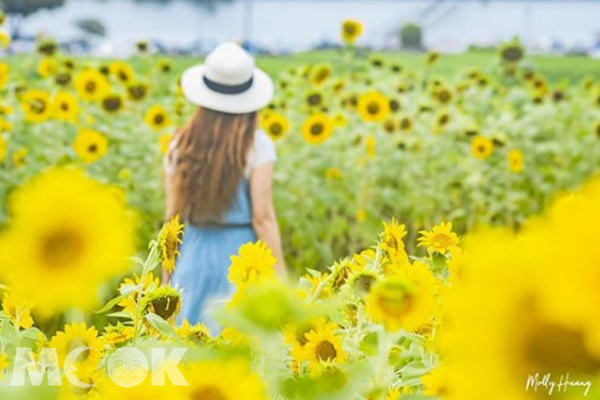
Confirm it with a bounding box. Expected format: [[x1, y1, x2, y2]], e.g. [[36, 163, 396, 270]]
[[181, 65, 274, 114]]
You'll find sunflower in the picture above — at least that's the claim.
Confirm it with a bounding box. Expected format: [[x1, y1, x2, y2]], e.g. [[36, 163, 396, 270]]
[[471, 136, 493, 160], [159, 133, 172, 155], [594, 120, 600, 139], [341, 19, 363, 45], [368, 54, 385, 68], [157, 215, 184, 274], [53, 91, 79, 122], [434, 86, 453, 105], [358, 91, 391, 122], [367, 263, 438, 332], [443, 210, 600, 400], [305, 90, 325, 108], [0, 102, 13, 116], [0, 117, 11, 134], [365, 135, 376, 158], [110, 61, 134, 84], [157, 58, 173, 74], [499, 40, 525, 63], [118, 272, 160, 313], [127, 82, 149, 101], [380, 218, 407, 259], [0, 135, 6, 162], [99, 378, 175, 399], [348, 270, 379, 295], [58, 367, 104, 400], [101, 323, 135, 347], [0, 63, 8, 89], [311, 64, 332, 86], [38, 57, 57, 78], [36, 38, 57, 56], [421, 365, 451, 397], [20, 89, 52, 123], [75, 69, 110, 102], [301, 323, 346, 371], [328, 258, 359, 291], [0, 352, 7, 379], [182, 359, 267, 400], [261, 112, 290, 140], [383, 118, 396, 133], [507, 149, 524, 173], [302, 113, 334, 145], [141, 285, 182, 322], [101, 93, 124, 113], [145, 104, 171, 130], [73, 129, 109, 164], [426, 51, 440, 65], [176, 319, 211, 345], [0, 169, 135, 315], [2, 292, 34, 329], [50, 322, 104, 368], [12, 147, 28, 167], [0, 31, 10, 49], [228, 241, 276, 288], [398, 115, 413, 133], [417, 222, 460, 254], [136, 40, 149, 53], [54, 72, 72, 87], [333, 112, 347, 127]]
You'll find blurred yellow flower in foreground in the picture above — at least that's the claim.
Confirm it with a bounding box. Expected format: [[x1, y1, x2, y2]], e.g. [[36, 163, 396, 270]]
[[0, 169, 136, 314], [228, 240, 276, 288], [1, 292, 34, 329]]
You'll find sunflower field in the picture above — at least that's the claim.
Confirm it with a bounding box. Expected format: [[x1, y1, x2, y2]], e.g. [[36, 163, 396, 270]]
[[1, 14, 600, 400]]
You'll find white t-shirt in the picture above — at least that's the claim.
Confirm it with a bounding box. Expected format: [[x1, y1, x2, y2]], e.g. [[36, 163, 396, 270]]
[[165, 129, 276, 176]]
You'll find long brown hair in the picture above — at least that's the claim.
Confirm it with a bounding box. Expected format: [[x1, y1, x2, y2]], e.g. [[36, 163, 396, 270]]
[[169, 107, 257, 225]]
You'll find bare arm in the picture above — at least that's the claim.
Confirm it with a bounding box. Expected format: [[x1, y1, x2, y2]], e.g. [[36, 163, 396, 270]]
[[250, 163, 287, 279]]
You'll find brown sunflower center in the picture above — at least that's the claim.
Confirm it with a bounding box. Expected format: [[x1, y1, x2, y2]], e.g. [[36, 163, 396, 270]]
[[377, 288, 414, 318], [367, 102, 380, 115], [60, 102, 70, 112], [191, 386, 228, 400], [269, 123, 283, 136], [103, 96, 122, 112], [515, 300, 600, 380], [310, 123, 324, 136], [400, 118, 411, 130], [153, 114, 165, 125], [307, 94, 322, 106], [118, 71, 129, 82], [88, 144, 98, 153], [502, 46, 523, 62], [41, 229, 84, 270], [30, 99, 47, 114], [316, 340, 337, 361], [85, 81, 97, 93], [343, 24, 356, 35]]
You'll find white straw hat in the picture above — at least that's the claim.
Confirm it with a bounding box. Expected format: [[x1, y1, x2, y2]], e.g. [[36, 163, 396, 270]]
[[181, 42, 274, 114]]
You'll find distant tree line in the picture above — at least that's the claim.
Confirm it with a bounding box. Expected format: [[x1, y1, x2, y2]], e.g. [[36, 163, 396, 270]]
[[0, 0, 232, 17]]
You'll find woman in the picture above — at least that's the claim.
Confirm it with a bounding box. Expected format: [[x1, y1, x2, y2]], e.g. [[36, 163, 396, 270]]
[[162, 43, 286, 331]]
